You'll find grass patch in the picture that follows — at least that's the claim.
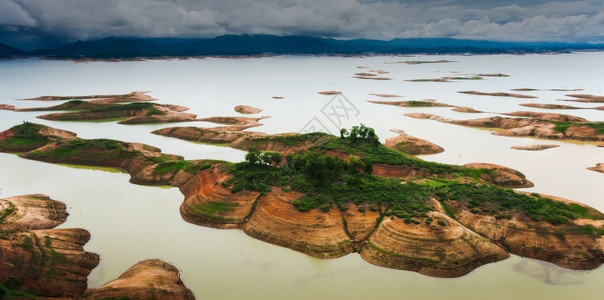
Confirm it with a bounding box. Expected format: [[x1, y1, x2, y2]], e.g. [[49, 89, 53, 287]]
[[570, 225, 604, 236], [552, 121, 604, 134], [0, 277, 35, 299], [153, 160, 213, 174], [0, 122, 51, 152], [0, 201, 16, 223], [434, 183, 589, 225], [188, 202, 238, 220], [440, 201, 455, 219]]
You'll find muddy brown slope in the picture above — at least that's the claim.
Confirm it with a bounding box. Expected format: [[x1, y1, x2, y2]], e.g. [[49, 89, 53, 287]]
[[0, 194, 99, 298]]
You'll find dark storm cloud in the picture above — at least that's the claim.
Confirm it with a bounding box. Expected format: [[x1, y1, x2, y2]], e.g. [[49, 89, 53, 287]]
[[1, 0, 603, 49]]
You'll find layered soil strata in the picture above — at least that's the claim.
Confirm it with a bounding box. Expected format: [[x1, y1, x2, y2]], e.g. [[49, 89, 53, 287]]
[[2, 123, 604, 278], [361, 211, 509, 277], [234, 105, 263, 114], [463, 163, 534, 188], [385, 129, 444, 155], [405, 113, 604, 142], [85, 259, 195, 300], [446, 198, 604, 270], [0, 194, 99, 298], [452, 107, 482, 113]]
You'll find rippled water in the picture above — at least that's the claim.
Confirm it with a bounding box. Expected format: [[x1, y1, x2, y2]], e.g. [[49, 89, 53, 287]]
[[1, 53, 603, 299]]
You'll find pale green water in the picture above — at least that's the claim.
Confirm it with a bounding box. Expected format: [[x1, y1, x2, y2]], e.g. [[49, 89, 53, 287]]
[[0, 53, 603, 299]]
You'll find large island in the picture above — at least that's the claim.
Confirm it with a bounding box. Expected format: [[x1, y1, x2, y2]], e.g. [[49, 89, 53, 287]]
[[1, 122, 603, 282]]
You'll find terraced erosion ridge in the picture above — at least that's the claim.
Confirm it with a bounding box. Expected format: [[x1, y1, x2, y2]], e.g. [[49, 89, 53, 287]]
[[0, 194, 193, 298], [0, 194, 98, 298], [2, 122, 604, 279]]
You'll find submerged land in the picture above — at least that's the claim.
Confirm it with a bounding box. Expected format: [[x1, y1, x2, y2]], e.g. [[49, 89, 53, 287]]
[[1, 121, 604, 284]]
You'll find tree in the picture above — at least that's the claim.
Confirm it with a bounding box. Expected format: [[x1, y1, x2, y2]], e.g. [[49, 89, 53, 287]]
[[341, 124, 380, 146], [261, 152, 283, 166], [245, 148, 262, 165]]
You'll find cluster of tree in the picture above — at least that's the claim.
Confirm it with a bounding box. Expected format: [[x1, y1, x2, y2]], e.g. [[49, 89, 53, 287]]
[[340, 124, 379, 146], [285, 151, 372, 185], [244, 148, 283, 166]]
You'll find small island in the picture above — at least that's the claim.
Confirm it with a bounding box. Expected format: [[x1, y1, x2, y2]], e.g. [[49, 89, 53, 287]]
[[459, 91, 537, 99], [368, 100, 452, 108], [0, 193, 193, 298], [2, 122, 604, 278], [3, 92, 201, 124], [405, 112, 604, 142]]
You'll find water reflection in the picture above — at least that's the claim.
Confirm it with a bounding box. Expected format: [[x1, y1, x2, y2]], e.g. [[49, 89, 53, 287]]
[[512, 260, 587, 286]]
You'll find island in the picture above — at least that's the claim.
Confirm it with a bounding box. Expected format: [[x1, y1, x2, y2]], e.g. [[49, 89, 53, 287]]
[[459, 91, 537, 99], [0, 193, 193, 298], [384, 129, 444, 155], [23, 91, 155, 103], [234, 105, 263, 114], [2, 92, 199, 124], [368, 100, 452, 108], [1, 122, 604, 279], [561, 94, 604, 103], [511, 144, 560, 151], [405, 112, 604, 142]]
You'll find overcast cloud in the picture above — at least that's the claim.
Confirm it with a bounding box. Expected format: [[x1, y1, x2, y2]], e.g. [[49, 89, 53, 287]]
[[1, 0, 603, 49]]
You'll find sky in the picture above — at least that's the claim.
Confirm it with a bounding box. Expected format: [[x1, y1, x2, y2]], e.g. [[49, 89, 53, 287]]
[[1, 0, 604, 49]]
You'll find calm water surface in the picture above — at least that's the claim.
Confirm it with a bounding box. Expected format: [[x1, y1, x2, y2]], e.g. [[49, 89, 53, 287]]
[[0, 53, 603, 299]]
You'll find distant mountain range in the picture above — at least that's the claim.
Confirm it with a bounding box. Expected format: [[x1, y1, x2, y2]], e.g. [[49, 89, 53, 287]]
[[2, 34, 604, 59], [0, 42, 26, 58]]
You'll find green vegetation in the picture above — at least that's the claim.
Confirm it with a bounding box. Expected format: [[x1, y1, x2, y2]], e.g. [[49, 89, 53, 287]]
[[440, 201, 455, 219], [4, 123, 601, 228], [222, 125, 601, 225], [191, 201, 238, 215], [188, 202, 238, 220], [0, 277, 35, 299], [449, 76, 483, 80], [0, 122, 50, 152], [0, 201, 16, 223], [552, 121, 604, 134], [228, 148, 431, 215], [313, 132, 467, 175], [239, 132, 326, 149], [339, 124, 379, 146], [42, 102, 166, 121], [244, 149, 283, 166], [33, 138, 128, 158], [571, 225, 604, 236], [153, 160, 213, 174], [434, 183, 594, 225], [87, 102, 165, 116]]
